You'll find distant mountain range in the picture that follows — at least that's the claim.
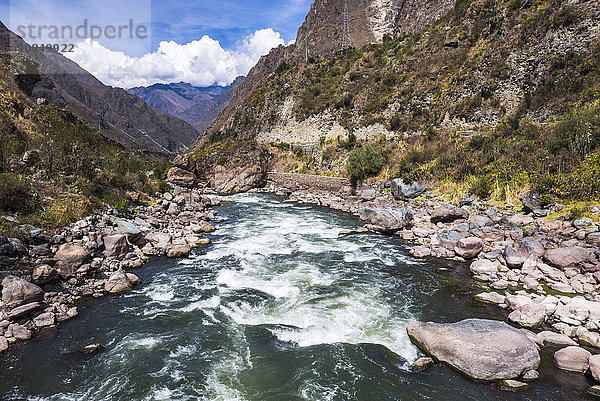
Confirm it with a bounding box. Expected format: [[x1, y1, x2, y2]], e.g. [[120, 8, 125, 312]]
[[128, 77, 245, 132], [0, 22, 199, 155]]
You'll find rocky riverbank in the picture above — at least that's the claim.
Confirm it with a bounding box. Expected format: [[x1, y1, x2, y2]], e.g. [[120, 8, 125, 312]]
[[0, 188, 221, 354], [258, 176, 600, 389]]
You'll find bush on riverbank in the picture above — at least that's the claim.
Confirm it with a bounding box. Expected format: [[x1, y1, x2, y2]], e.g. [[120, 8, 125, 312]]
[[346, 143, 386, 187]]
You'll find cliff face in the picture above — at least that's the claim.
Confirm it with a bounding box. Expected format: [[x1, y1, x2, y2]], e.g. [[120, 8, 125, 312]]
[[194, 0, 454, 148]]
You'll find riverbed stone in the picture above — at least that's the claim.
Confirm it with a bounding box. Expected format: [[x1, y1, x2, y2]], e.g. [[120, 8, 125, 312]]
[[358, 207, 413, 233], [544, 247, 594, 269], [0, 337, 7, 353], [589, 355, 600, 382], [454, 237, 483, 259], [406, 319, 540, 381], [537, 331, 577, 347], [31, 264, 57, 285], [430, 205, 468, 224], [470, 259, 500, 281], [102, 234, 130, 258], [54, 243, 91, 278], [475, 292, 505, 304], [33, 312, 55, 328], [7, 302, 42, 319], [508, 303, 547, 328], [104, 269, 132, 294], [1, 275, 43, 308], [166, 244, 191, 258], [410, 246, 431, 258], [410, 356, 434, 372], [504, 245, 527, 268], [8, 323, 31, 340], [553, 346, 591, 373]]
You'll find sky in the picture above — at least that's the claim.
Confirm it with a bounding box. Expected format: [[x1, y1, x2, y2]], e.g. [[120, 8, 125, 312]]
[[1, 0, 312, 88]]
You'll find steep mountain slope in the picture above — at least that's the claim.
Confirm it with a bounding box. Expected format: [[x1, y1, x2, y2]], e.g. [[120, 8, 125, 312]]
[[0, 46, 170, 232], [0, 22, 199, 155], [184, 0, 600, 199]]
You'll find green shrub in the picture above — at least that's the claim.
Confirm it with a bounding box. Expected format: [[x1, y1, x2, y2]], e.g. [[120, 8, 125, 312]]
[[346, 143, 386, 187], [550, 103, 600, 158], [0, 174, 36, 213], [470, 175, 493, 199]]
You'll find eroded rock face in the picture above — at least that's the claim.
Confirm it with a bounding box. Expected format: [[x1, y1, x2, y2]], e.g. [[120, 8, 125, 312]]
[[358, 207, 413, 233], [167, 167, 197, 188], [1, 275, 43, 308], [407, 319, 540, 381]]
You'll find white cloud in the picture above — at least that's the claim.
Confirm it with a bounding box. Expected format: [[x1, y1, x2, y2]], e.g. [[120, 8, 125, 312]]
[[65, 28, 286, 88]]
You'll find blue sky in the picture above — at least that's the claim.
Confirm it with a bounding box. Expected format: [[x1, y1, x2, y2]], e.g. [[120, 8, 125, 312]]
[[2, 0, 312, 55], [0, 0, 312, 87]]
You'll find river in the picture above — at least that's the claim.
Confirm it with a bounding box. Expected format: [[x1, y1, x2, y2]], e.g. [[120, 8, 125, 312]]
[[0, 194, 594, 400]]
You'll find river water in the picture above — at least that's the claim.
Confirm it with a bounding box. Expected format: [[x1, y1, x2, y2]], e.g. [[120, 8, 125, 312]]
[[0, 194, 594, 400]]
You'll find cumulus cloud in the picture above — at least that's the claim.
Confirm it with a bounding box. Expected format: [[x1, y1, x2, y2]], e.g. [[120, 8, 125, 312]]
[[65, 28, 286, 88]]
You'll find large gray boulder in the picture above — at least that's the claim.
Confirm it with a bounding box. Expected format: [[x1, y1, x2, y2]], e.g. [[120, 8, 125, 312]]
[[0, 236, 16, 256], [543, 246, 594, 269], [407, 319, 540, 381], [454, 237, 484, 259], [54, 243, 91, 278], [358, 207, 413, 234], [553, 346, 591, 373], [1, 275, 43, 308], [104, 269, 132, 294], [430, 205, 469, 224], [390, 179, 426, 200], [102, 234, 130, 258]]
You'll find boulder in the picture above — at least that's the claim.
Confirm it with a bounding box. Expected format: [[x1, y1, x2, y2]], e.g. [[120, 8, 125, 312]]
[[126, 273, 141, 286], [504, 245, 528, 268], [8, 323, 31, 340], [544, 247, 594, 269], [167, 167, 197, 188], [54, 243, 90, 278], [406, 319, 540, 381], [31, 264, 57, 285], [104, 269, 132, 294], [196, 221, 216, 233], [166, 244, 191, 258], [358, 207, 413, 234], [115, 220, 143, 243], [508, 303, 547, 328], [410, 246, 431, 258], [145, 232, 172, 251], [1, 275, 43, 308], [430, 205, 468, 224], [470, 259, 500, 281], [33, 312, 55, 328], [0, 337, 7, 353], [589, 354, 600, 382], [454, 237, 484, 259], [573, 218, 593, 229], [102, 234, 130, 258], [390, 178, 426, 200], [360, 189, 377, 201], [521, 192, 543, 213], [468, 215, 494, 229], [0, 235, 16, 256], [553, 346, 591, 373], [7, 301, 42, 319]]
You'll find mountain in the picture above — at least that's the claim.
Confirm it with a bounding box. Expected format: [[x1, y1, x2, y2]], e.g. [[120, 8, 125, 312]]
[[128, 79, 244, 132], [0, 22, 199, 155], [127, 83, 227, 118], [181, 0, 600, 198]]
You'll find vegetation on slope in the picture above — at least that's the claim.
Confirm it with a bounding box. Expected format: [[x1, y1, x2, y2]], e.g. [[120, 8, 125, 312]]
[[0, 52, 171, 236], [207, 0, 599, 206]]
